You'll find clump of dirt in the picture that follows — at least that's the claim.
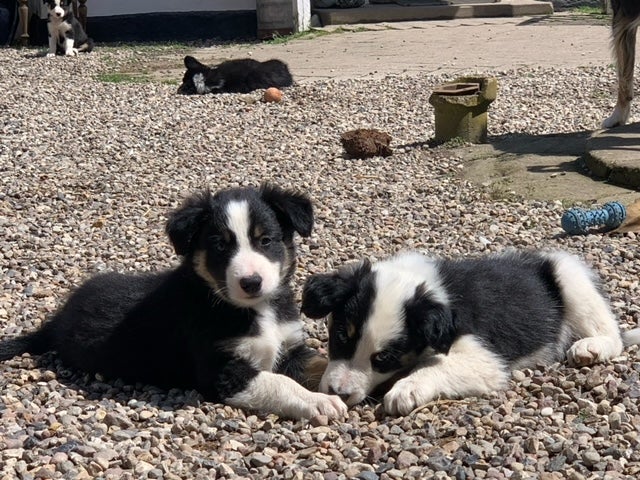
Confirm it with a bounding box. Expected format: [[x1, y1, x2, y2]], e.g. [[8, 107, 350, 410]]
[[340, 128, 393, 159]]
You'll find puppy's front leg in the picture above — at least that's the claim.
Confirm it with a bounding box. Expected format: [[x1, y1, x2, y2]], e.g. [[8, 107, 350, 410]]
[[46, 30, 57, 57], [64, 38, 77, 56], [228, 371, 348, 419], [384, 335, 508, 415], [199, 356, 346, 419]]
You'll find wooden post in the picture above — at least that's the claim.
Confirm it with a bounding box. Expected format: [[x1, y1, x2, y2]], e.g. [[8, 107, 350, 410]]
[[18, 0, 29, 46], [78, 0, 88, 32]]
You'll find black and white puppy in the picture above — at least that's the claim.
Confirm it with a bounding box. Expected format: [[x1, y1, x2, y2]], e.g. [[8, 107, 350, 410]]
[[44, 0, 93, 57], [177, 55, 294, 95], [0, 185, 346, 419], [603, 0, 640, 127], [302, 250, 640, 415]]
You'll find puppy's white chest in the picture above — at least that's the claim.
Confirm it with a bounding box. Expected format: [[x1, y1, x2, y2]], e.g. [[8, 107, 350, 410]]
[[234, 308, 303, 371], [48, 18, 71, 35]]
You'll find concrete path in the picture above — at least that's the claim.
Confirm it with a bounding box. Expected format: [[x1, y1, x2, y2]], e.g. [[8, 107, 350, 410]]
[[186, 14, 614, 83]]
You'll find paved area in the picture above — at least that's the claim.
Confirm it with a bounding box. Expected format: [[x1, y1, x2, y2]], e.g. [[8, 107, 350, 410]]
[[183, 14, 614, 83], [150, 12, 640, 195]]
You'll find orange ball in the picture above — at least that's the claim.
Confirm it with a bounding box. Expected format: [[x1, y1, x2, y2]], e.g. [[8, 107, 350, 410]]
[[263, 87, 283, 103]]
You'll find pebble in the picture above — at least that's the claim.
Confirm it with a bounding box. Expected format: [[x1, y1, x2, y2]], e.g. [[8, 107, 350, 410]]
[[0, 40, 639, 480]]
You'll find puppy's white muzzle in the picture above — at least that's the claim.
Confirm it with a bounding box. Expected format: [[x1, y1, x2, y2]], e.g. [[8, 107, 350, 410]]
[[319, 361, 371, 406]]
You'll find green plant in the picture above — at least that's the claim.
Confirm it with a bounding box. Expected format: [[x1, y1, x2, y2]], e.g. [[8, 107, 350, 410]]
[[265, 28, 332, 44], [96, 73, 151, 84], [571, 6, 603, 15], [264, 25, 369, 45]]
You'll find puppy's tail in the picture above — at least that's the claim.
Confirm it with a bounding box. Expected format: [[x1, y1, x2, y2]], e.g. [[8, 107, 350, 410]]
[[0, 326, 52, 361], [622, 328, 640, 348]]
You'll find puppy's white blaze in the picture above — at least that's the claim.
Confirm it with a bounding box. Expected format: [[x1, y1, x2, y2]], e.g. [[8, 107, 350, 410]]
[[225, 201, 281, 305], [377, 252, 449, 305], [543, 252, 623, 362], [322, 273, 410, 404], [234, 306, 303, 372], [192, 73, 209, 94], [228, 371, 347, 419], [361, 251, 448, 358]]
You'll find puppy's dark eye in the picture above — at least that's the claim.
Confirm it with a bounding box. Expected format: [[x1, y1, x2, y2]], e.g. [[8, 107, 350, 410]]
[[371, 351, 399, 372], [336, 330, 349, 344], [259, 236, 272, 247], [210, 236, 226, 252]]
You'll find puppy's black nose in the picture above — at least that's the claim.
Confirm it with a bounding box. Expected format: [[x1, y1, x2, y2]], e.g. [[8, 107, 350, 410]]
[[328, 387, 350, 403], [239, 275, 262, 295]]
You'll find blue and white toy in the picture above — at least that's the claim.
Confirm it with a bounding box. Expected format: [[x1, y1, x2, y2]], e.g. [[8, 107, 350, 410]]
[[561, 201, 626, 235]]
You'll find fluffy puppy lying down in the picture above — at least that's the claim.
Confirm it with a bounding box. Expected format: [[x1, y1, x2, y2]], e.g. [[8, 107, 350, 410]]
[[0, 185, 346, 419], [302, 250, 640, 415], [177, 55, 293, 95]]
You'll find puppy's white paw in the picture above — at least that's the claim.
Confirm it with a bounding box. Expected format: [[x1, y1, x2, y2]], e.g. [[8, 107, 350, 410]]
[[567, 337, 621, 367], [305, 393, 348, 419], [65, 49, 78, 57], [384, 378, 435, 416], [46, 52, 56, 58]]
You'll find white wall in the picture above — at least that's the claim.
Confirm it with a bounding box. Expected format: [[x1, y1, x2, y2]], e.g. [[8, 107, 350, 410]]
[[90, 0, 256, 17]]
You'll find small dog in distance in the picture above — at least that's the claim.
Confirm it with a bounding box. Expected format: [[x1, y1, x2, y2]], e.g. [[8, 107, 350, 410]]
[[177, 55, 293, 95]]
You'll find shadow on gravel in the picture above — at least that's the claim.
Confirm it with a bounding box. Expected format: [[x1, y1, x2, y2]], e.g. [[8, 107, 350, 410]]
[[26, 352, 204, 411]]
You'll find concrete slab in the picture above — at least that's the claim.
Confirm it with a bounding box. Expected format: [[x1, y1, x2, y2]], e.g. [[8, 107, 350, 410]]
[[459, 131, 640, 205], [313, 0, 554, 26], [585, 123, 640, 190]]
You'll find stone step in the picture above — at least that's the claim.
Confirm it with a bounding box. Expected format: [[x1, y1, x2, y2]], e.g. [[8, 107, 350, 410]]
[[313, 0, 554, 26]]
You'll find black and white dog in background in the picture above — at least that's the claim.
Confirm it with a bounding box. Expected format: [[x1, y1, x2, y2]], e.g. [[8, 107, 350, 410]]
[[0, 185, 346, 419], [603, 0, 640, 127], [302, 250, 640, 415], [177, 55, 294, 95], [44, 0, 93, 57]]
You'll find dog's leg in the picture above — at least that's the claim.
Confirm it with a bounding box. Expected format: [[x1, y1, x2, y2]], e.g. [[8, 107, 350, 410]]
[[275, 344, 328, 392], [64, 37, 77, 56], [603, 14, 637, 128], [227, 371, 347, 419], [46, 26, 57, 57], [384, 335, 508, 416], [545, 252, 623, 366]]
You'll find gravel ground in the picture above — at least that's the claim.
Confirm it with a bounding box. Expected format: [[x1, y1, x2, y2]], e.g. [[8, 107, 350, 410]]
[[1, 45, 640, 480]]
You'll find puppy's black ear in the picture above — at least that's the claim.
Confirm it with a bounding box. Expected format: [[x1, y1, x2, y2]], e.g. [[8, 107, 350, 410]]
[[302, 274, 344, 319], [405, 284, 457, 354], [260, 184, 314, 237], [184, 55, 205, 70], [165, 191, 212, 256], [302, 260, 371, 319]]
